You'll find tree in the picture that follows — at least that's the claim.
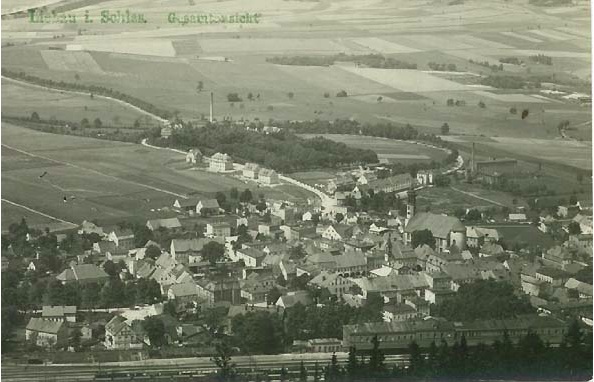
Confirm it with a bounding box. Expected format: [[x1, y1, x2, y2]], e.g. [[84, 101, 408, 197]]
[[465, 209, 482, 222], [323, 92, 330, 98], [80, 118, 90, 129], [145, 245, 161, 260], [569, 193, 578, 205], [247, 92, 254, 101], [521, 109, 529, 119], [408, 341, 424, 376], [368, 334, 385, 375], [203, 241, 225, 265], [31, 111, 40, 121], [240, 188, 253, 203], [510, 106, 517, 114], [211, 340, 237, 381], [215, 191, 227, 207], [441, 123, 450, 135], [478, 100, 486, 108], [299, 360, 307, 382], [411, 229, 435, 249], [266, 287, 282, 306], [230, 187, 239, 200], [227, 93, 242, 102], [313, 362, 320, 382], [69, 327, 82, 350], [576, 172, 584, 184], [143, 316, 166, 348], [346, 346, 358, 378], [568, 221, 581, 235], [447, 98, 455, 106], [93, 118, 102, 129], [336, 90, 348, 97], [335, 213, 344, 223], [197, 81, 204, 92], [287, 92, 294, 99]]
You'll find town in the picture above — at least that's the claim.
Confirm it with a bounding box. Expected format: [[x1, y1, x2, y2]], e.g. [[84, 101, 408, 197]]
[[1, 133, 592, 380]]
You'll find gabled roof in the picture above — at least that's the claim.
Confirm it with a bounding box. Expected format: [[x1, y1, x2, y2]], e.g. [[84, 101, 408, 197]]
[[405, 213, 465, 238], [199, 199, 220, 209], [175, 198, 200, 208], [147, 218, 182, 230], [42, 306, 76, 317], [110, 228, 134, 239], [26, 318, 65, 334], [244, 162, 260, 171], [71, 264, 109, 281], [169, 282, 199, 297], [335, 252, 367, 269], [238, 247, 266, 259], [171, 239, 204, 253], [259, 168, 277, 177], [105, 315, 128, 334]]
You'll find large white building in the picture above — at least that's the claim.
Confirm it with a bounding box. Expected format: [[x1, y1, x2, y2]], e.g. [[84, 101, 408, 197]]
[[209, 153, 233, 172]]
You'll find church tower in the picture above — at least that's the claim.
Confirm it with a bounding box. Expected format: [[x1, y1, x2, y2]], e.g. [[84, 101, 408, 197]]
[[406, 188, 417, 220]]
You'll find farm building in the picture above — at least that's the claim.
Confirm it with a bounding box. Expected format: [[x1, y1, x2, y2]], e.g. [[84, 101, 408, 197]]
[[206, 222, 232, 239], [367, 173, 413, 194], [186, 149, 203, 164], [404, 212, 466, 253], [56, 264, 109, 285], [416, 170, 433, 186], [243, 163, 260, 179], [42, 306, 77, 322], [174, 198, 199, 213], [146, 218, 182, 231], [209, 152, 233, 172], [197, 199, 220, 216], [475, 159, 518, 176], [259, 169, 280, 185], [26, 318, 68, 348]]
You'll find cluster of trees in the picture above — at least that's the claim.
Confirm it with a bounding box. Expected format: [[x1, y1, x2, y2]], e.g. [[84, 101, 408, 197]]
[[469, 59, 504, 72], [150, 124, 379, 173], [432, 279, 534, 321], [482, 175, 556, 198], [480, 75, 527, 89], [341, 191, 404, 213], [2, 114, 145, 144], [446, 98, 466, 106], [499, 57, 523, 65], [1, 69, 171, 119], [427, 62, 457, 71], [266, 53, 417, 69], [406, 320, 592, 380], [529, 54, 553, 65]]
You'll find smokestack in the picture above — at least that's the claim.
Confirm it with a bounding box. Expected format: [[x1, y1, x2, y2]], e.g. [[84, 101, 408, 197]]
[[471, 142, 475, 174], [209, 92, 214, 123]]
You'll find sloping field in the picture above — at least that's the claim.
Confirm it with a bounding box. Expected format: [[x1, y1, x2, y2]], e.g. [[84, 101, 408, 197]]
[[486, 137, 592, 170], [67, 39, 177, 57], [40, 50, 104, 74], [340, 67, 469, 92], [198, 38, 354, 54]]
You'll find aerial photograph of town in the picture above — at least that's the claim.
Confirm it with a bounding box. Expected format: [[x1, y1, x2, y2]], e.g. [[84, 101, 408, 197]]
[[0, 0, 592, 380]]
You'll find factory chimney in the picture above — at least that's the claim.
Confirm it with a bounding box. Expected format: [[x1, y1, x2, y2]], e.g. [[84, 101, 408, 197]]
[[209, 92, 214, 123]]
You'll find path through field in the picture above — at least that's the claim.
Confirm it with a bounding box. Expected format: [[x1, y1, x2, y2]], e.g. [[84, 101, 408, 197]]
[[449, 186, 505, 207], [1, 198, 78, 229], [1, 143, 188, 199]]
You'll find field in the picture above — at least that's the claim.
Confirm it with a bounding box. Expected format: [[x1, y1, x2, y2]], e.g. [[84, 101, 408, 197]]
[[299, 134, 449, 164], [1, 123, 315, 231], [1, 79, 158, 127]]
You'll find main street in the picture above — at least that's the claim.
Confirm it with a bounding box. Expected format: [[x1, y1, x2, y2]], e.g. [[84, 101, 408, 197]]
[[2, 353, 409, 381]]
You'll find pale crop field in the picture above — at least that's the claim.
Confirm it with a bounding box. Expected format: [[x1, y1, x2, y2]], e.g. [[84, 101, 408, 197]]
[[349, 37, 420, 54], [472, 91, 548, 104], [41, 51, 104, 74], [500, 32, 543, 44], [198, 38, 352, 54], [340, 67, 469, 93], [67, 39, 177, 57]]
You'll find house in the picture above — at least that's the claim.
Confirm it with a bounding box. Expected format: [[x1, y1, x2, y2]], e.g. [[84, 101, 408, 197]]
[[275, 291, 313, 308], [367, 174, 413, 194], [243, 163, 260, 179], [206, 222, 231, 239], [104, 316, 144, 350], [235, 246, 266, 267], [173, 198, 199, 213], [209, 152, 233, 172], [466, 227, 500, 248], [186, 149, 203, 164], [240, 274, 279, 303], [404, 212, 466, 253], [79, 220, 104, 236], [170, 238, 204, 265], [383, 302, 429, 322], [309, 271, 353, 299], [322, 224, 354, 241], [146, 218, 182, 231], [416, 170, 433, 186], [107, 228, 135, 250], [508, 213, 527, 222], [573, 214, 593, 235], [334, 252, 368, 277], [26, 318, 68, 348], [564, 278, 593, 299], [42, 306, 77, 322], [161, 126, 172, 138], [167, 282, 201, 310], [259, 169, 280, 185], [197, 199, 220, 216], [307, 338, 342, 353], [196, 278, 241, 305], [56, 264, 109, 285], [535, 267, 571, 286]]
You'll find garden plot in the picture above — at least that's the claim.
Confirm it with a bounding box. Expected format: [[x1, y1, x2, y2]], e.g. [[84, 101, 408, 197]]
[[198, 38, 351, 54], [349, 37, 420, 54], [276, 65, 393, 95], [500, 31, 543, 43], [473, 91, 548, 103], [340, 67, 468, 93], [40, 50, 104, 74]]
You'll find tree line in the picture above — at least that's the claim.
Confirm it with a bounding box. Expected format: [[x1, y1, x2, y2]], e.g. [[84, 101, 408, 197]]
[[266, 53, 417, 69]]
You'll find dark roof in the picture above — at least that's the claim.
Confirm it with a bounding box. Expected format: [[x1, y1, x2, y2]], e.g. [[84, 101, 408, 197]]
[[71, 264, 109, 281], [199, 199, 220, 209], [405, 212, 465, 238], [26, 318, 65, 334], [42, 306, 76, 317]]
